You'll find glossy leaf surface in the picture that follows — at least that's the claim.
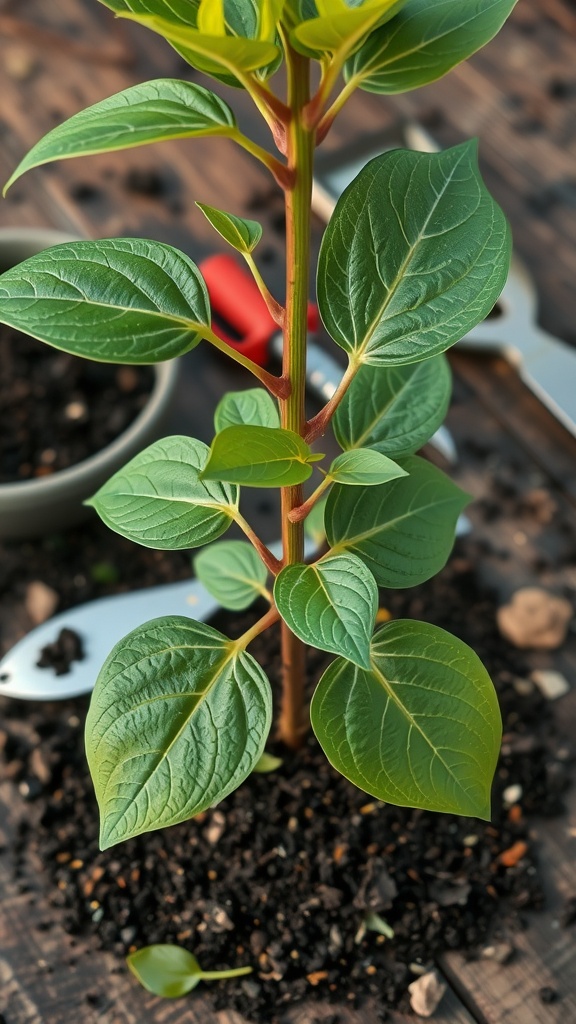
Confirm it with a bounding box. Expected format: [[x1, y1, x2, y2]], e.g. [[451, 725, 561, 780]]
[[88, 437, 238, 550], [293, 0, 405, 56], [4, 80, 236, 193], [214, 388, 280, 432], [347, 0, 518, 94], [0, 238, 210, 363], [86, 616, 272, 848], [326, 455, 470, 587], [274, 553, 378, 668], [311, 619, 501, 818], [317, 143, 511, 366], [197, 202, 263, 254], [328, 449, 408, 486], [202, 426, 322, 487], [334, 356, 451, 458], [194, 540, 268, 610]]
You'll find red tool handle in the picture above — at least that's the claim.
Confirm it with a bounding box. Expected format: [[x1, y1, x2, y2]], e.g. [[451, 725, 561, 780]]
[[200, 253, 320, 367]]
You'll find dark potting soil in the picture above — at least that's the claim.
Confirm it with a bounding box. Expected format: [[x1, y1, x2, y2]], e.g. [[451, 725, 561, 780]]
[[0, 324, 154, 483], [1, 517, 573, 1023]]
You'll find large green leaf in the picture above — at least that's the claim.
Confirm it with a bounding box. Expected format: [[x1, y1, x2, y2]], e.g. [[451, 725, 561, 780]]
[[326, 455, 470, 588], [197, 203, 262, 254], [334, 356, 452, 459], [4, 80, 236, 194], [214, 388, 280, 432], [292, 0, 405, 56], [87, 437, 238, 550], [328, 449, 407, 486], [202, 425, 323, 487], [274, 553, 378, 669], [347, 0, 518, 94], [194, 541, 268, 610], [0, 238, 210, 363], [86, 616, 272, 849], [317, 143, 511, 366], [311, 619, 501, 818]]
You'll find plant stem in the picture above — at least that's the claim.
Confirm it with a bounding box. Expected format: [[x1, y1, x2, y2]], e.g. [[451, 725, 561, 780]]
[[203, 326, 289, 399], [288, 473, 332, 524], [277, 41, 315, 751], [236, 606, 280, 651], [201, 966, 254, 982], [243, 253, 285, 327], [305, 358, 359, 442], [233, 511, 283, 576], [230, 128, 292, 189]]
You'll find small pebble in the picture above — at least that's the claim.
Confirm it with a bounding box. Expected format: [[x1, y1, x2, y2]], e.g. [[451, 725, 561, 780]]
[[531, 670, 570, 701], [497, 588, 573, 649], [25, 581, 59, 625], [408, 970, 447, 1017], [480, 942, 515, 964], [502, 784, 523, 806]]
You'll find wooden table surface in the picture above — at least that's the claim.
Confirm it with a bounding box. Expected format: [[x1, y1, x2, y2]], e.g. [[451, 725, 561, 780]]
[[1, 2, 576, 1022]]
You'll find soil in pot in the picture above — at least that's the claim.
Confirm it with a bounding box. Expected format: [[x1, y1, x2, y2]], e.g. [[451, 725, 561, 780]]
[[0, 324, 154, 483], [1, 516, 572, 1023]]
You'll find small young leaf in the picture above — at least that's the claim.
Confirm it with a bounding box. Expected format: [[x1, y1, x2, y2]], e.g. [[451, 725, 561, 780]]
[[326, 455, 470, 588], [0, 238, 210, 363], [334, 356, 452, 459], [274, 553, 378, 669], [197, 202, 263, 254], [328, 449, 408, 486], [202, 426, 322, 488], [4, 80, 237, 193], [86, 616, 272, 849], [317, 143, 511, 366], [347, 0, 518, 95], [128, 945, 203, 998], [311, 619, 502, 818], [214, 388, 280, 432], [292, 0, 405, 56], [253, 751, 283, 773], [364, 912, 395, 939], [87, 436, 238, 550], [193, 541, 268, 610]]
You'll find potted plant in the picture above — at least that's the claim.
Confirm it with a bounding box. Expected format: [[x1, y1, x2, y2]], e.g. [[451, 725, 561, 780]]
[[0, 0, 519, 1010], [0, 227, 178, 539]]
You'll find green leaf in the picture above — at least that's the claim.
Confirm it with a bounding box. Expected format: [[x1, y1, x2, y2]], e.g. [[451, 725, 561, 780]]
[[118, 11, 279, 77], [328, 449, 408, 486], [127, 945, 253, 997], [202, 426, 322, 488], [4, 80, 236, 194], [293, 0, 406, 57], [326, 455, 470, 588], [334, 356, 452, 459], [214, 388, 280, 432], [253, 751, 283, 773], [86, 616, 272, 849], [193, 541, 268, 610], [347, 0, 518, 94], [311, 619, 502, 818], [304, 496, 328, 547], [317, 143, 511, 366], [197, 202, 262, 254], [87, 437, 238, 550], [0, 238, 210, 364], [274, 553, 378, 669], [128, 946, 204, 998]]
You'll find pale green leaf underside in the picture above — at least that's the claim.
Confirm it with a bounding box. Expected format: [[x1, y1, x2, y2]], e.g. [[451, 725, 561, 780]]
[[0, 238, 210, 363], [197, 202, 263, 254], [3, 80, 236, 193], [194, 540, 268, 610], [326, 455, 470, 588], [347, 0, 519, 95], [86, 615, 272, 849], [329, 448, 408, 486], [214, 388, 280, 432], [202, 425, 320, 487], [274, 552, 378, 669], [317, 143, 511, 366], [334, 355, 452, 458], [293, 0, 405, 55], [127, 946, 202, 998], [88, 436, 238, 550], [253, 751, 283, 773], [311, 619, 501, 818]]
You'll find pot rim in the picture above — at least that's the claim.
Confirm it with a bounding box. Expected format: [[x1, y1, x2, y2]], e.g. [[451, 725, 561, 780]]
[[0, 227, 179, 502]]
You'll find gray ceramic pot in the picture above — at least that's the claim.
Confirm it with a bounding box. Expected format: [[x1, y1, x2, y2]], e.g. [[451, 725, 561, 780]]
[[0, 228, 179, 539]]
